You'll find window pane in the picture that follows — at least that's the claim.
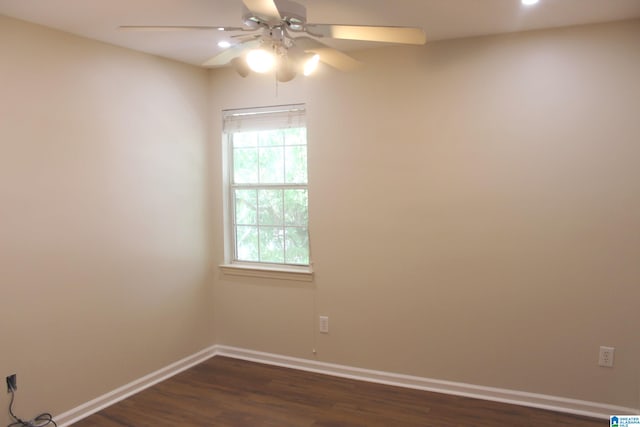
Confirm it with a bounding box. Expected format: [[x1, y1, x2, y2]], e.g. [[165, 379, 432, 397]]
[[259, 227, 284, 263], [259, 147, 284, 183], [284, 189, 308, 226], [258, 130, 283, 147], [285, 146, 307, 184], [233, 132, 258, 148], [258, 189, 283, 226], [233, 148, 258, 183], [226, 106, 309, 267], [235, 189, 257, 225], [236, 226, 259, 262], [285, 227, 309, 264], [284, 128, 306, 146]]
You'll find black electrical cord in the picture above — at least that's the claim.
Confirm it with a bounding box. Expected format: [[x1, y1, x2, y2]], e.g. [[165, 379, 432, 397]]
[[7, 388, 57, 427]]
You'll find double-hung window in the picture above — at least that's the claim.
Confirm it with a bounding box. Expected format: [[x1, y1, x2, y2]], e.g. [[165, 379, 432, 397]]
[[223, 104, 310, 270]]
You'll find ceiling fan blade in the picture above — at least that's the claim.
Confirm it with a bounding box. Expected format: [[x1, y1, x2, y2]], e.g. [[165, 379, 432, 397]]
[[119, 25, 245, 32], [242, 0, 282, 22], [232, 33, 262, 42], [307, 24, 427, 45], [202, 39, 261, 67], [294, 37, 362, 72]]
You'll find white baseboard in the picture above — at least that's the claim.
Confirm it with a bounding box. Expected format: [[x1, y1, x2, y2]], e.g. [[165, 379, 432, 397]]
[[55, 346, 217, 427], [215, 345, 639, 420], [55, 344, 638, 425]]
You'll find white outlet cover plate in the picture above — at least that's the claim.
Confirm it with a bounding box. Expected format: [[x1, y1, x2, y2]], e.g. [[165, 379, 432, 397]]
[[598, 346, 615, 367]]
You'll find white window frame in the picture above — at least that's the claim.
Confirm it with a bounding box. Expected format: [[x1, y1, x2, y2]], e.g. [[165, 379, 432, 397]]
[[220, 104, 313, 281]]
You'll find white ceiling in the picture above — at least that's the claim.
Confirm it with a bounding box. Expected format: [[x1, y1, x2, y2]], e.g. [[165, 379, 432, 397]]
[[1, 0, 640, 66]]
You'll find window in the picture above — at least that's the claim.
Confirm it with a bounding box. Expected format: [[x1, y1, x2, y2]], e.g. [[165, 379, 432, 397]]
[[223, 105, 309, 269]]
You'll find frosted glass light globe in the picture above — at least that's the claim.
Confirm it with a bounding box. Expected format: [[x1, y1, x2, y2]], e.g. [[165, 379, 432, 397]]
[[246, 49, 275, 73], [303, 54, 320, 76]]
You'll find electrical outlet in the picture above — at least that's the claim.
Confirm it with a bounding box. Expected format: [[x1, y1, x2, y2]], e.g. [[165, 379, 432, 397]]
[[598, 346, 615, 367], [6, 374, 16, 393], [319, 316, 329, 334]]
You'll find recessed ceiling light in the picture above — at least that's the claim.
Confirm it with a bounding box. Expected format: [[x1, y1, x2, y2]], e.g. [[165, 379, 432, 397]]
[[522, 0, 539, 5], [218, 41, 231, 49]]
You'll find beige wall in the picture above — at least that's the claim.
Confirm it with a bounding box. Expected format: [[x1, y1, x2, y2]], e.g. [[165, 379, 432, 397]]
[[0, 15, 214, 423], [210, 20, 640, 408]]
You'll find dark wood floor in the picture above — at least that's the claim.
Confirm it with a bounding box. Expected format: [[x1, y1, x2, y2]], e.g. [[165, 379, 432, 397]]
[[73, 356, 603, 426]]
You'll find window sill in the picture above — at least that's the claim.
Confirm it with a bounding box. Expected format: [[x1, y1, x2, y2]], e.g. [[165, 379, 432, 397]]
[[219, 263, 314, 282]]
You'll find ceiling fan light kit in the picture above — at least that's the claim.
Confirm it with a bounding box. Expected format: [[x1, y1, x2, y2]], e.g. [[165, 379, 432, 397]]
[[239, 34, 322, 81], [120, 0, 427, 82]]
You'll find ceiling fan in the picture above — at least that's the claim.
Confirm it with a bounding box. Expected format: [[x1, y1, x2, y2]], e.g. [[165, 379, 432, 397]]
[[121, 0, 427, 82]]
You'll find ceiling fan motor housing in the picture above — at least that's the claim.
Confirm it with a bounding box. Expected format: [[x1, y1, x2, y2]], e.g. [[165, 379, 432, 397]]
[[242, 0, 307, 29]]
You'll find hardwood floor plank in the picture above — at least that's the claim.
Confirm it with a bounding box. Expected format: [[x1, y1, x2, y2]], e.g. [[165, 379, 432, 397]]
[[72, 356, 603, 426]]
